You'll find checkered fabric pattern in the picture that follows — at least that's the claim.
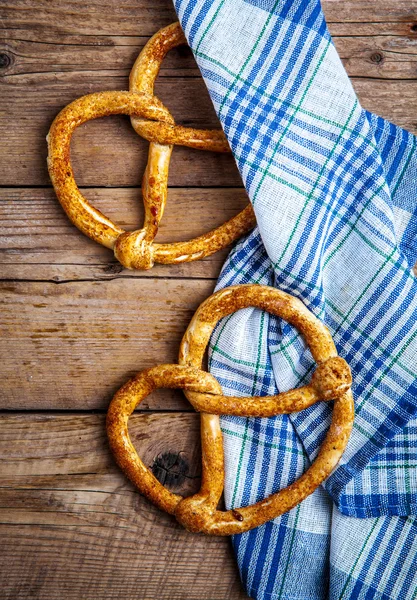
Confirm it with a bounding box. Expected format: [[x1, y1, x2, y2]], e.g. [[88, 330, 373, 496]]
[[173, 0, 417, 598]]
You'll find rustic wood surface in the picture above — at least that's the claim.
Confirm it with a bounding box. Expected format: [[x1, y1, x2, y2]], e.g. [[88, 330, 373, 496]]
[[0, 414, 247, 600], [1, 1, 417, 598]]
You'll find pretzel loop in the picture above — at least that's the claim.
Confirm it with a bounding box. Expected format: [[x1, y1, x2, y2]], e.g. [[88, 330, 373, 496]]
[[47, 22, 255, 270], [130, 23, 230, 153], [106, 364, 224, 515], [107, 284, 355, 536]]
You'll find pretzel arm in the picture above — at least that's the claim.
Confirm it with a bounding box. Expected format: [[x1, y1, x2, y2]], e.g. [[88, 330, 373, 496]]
[[153, 204, 256, 264]]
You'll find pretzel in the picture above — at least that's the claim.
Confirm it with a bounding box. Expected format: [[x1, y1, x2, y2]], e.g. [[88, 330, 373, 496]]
[[47, 22, 256, 270], [107, 284, 354, 535]]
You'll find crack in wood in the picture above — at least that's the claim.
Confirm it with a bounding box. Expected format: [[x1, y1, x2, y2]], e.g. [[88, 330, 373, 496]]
[[151, 451, 200, 488]]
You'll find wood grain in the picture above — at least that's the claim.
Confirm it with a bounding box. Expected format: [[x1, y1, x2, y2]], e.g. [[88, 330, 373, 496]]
[[323, 0, 417, 24], [0, 76, 242, 188], [3, 33, 417, 80], [0, 413, 247, 600], [0, 278, 216, 410], [0, 187, 250, 280], [2, 0, 417, 37], [336, 35, 417, 79]]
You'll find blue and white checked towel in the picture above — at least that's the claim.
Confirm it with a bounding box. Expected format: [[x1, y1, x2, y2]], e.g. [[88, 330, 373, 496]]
[[173, 1, 417, 598]]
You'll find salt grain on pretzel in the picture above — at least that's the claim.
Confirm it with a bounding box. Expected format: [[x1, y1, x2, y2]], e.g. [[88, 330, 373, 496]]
[[107, 284, 354, 536], [47, 22, 255, 270]]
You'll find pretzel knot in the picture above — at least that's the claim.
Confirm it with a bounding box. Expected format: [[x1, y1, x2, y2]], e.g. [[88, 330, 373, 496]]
[[47, 22, 256, 270], [107, 285, 354, 536]]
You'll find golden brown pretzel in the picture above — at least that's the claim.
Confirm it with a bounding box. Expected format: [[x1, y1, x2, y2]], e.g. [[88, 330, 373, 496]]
[[107, 284, 354, 535], [47, 22, 256, 270]]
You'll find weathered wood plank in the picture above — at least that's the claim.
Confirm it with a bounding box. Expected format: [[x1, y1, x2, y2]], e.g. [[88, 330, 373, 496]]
[[0, 36, 199, 77], [1, 73, 417, 189], [0, 76, 242, 188], [3, 15, 417, 43], [2, 0, 417, 39], [0, 279, 215, 410], [0, 187, 250, 280], [0, 413, 247, 600], [336, 35, 417, 79], [323, 0, 417, 23], [330, 22, 417, 37], [0, 0, 179, 37], [4, 33, 417, 80]]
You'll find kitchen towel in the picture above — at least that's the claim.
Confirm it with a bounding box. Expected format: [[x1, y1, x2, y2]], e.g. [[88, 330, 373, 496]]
[[173, 0, 417, 598]]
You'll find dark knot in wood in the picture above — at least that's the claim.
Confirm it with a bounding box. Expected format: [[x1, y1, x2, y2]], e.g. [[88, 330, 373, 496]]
[[370, 52, 384, 64], [0, 53, 11, 69], [152, 451, 191, 488], [103, 263, 124, 274]]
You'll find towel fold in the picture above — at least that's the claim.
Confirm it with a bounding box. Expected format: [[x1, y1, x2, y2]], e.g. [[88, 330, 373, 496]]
[[173, 0, 417, 597]]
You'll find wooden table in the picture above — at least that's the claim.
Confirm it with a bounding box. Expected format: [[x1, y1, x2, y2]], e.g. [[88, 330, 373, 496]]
[[1, 1, 416, 598]]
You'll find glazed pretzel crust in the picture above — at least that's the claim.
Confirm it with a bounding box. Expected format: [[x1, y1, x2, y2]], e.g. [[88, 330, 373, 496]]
[[47, 22, 256, 270], [107, 284, 354, 536]]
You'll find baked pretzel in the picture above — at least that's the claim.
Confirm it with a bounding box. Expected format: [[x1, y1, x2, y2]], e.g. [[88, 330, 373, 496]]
[[47, 22, 256, 270], [107, 284, 354, 536]]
